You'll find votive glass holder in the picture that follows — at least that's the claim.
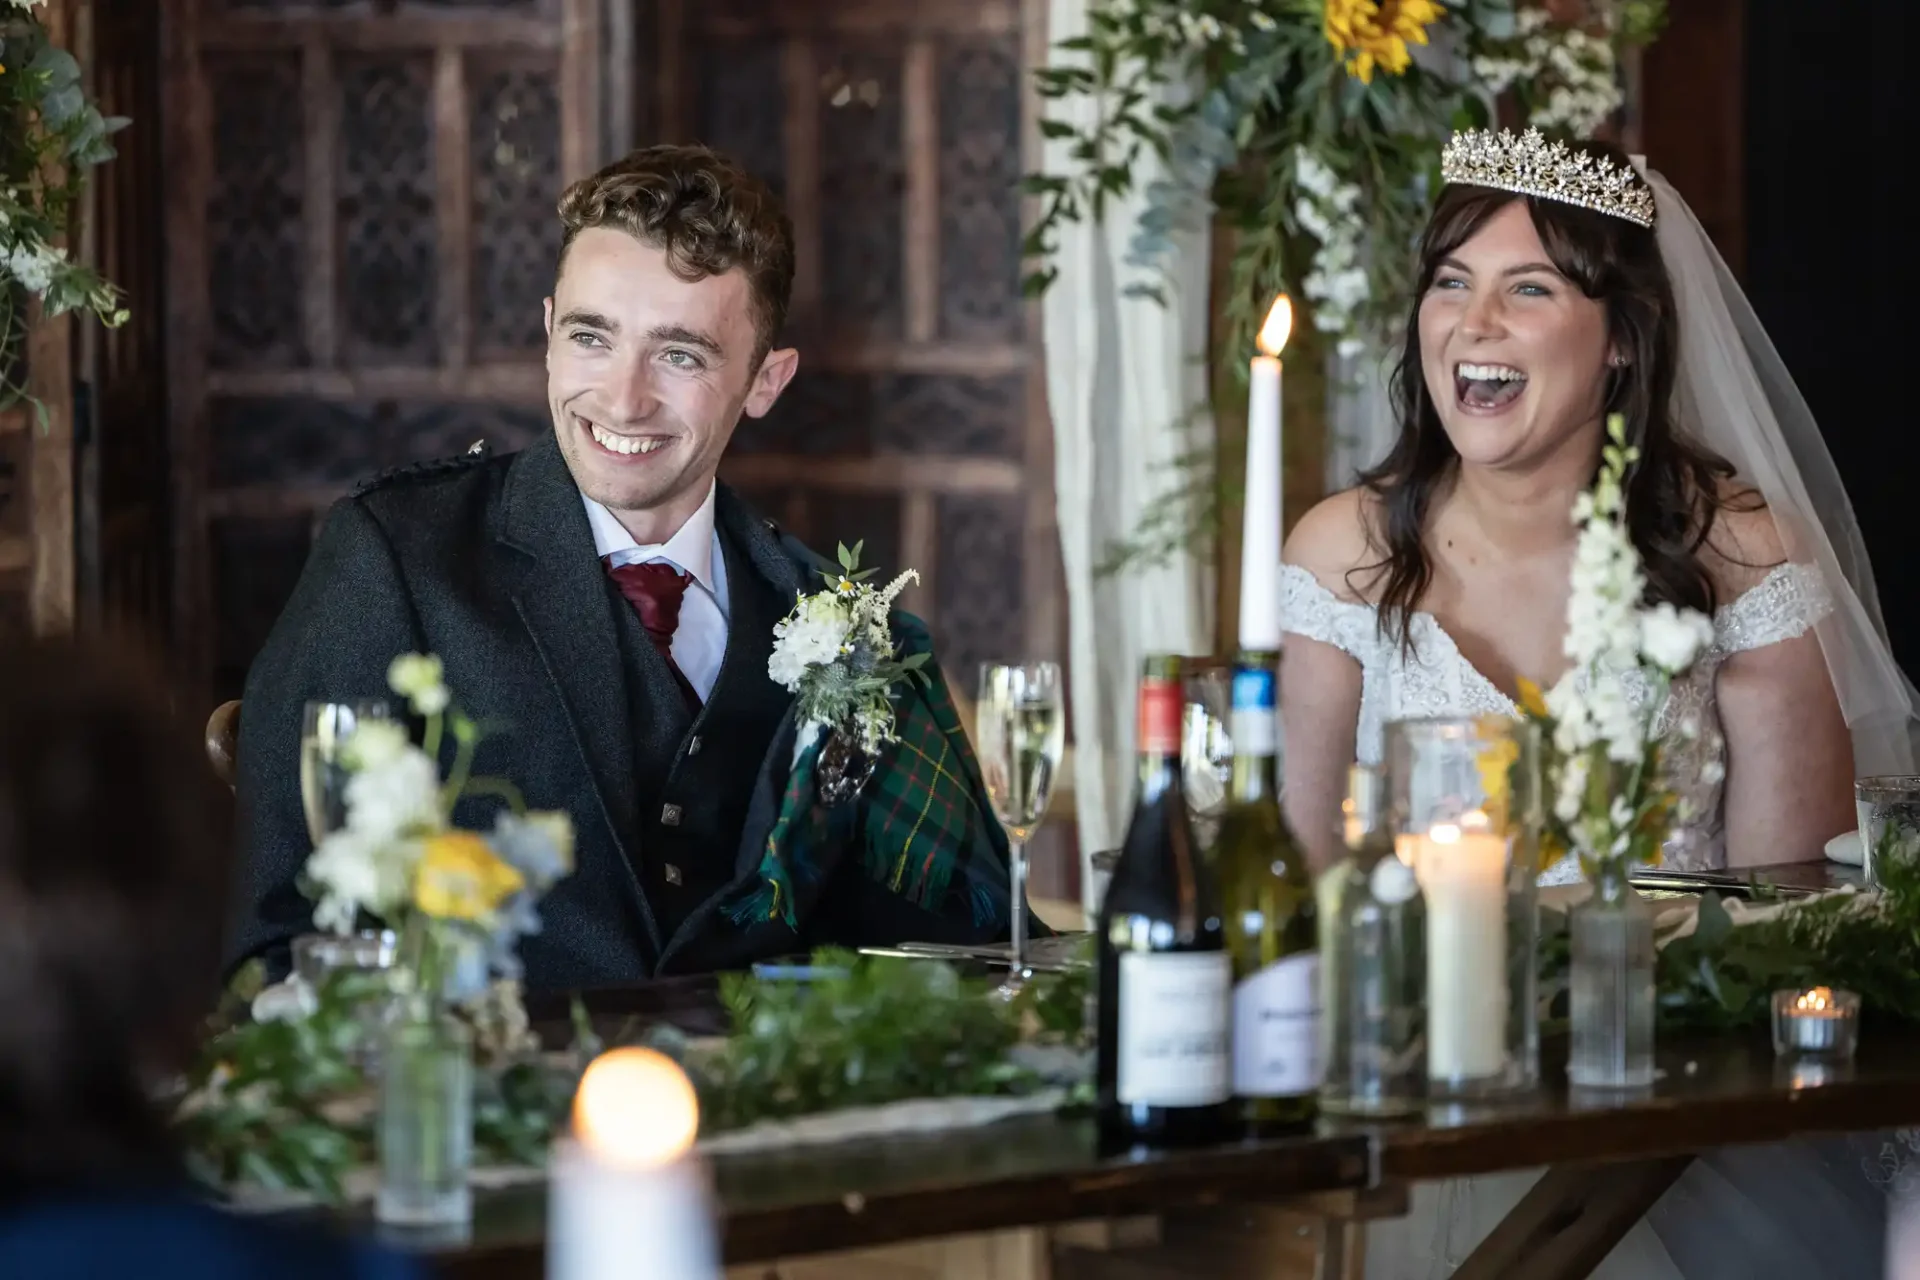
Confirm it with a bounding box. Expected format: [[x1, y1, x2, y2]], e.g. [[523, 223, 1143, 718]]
[[1770, 986, 1860, 1061]]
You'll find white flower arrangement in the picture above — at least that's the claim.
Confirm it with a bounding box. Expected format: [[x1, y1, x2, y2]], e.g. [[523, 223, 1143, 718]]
[[1517, 415, 1715, 877], [298, 652, 575, 1005], [1292, 148, 1371, 360], [768, 541, 930, 757], [1471, 6, 1626, 140]]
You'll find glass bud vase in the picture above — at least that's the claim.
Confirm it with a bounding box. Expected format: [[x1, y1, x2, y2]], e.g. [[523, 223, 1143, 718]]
[[376, 1009, 474, 1227], [1568, 859, 1656, 1089]]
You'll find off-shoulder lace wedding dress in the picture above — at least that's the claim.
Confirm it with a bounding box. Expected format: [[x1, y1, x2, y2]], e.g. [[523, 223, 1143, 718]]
[[1281, 560, 1903, 1277], [1280, 561, 1833, 881]]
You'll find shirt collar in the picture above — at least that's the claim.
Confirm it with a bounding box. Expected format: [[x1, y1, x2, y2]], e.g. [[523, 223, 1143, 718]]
[[581, 482, 719, 594]]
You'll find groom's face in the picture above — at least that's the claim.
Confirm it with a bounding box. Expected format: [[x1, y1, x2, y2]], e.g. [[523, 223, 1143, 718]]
[[544, 227, 797, 527]]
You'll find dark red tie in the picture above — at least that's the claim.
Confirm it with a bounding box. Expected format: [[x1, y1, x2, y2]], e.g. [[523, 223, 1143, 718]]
[[604, 559, 701, 710]]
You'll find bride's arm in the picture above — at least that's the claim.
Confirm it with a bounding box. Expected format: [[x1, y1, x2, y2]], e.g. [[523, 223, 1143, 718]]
[[1281, 635, 1362, 870], [1279, 492, 1372, 870], [1719, 631, 1855, 865], [1709, 504, 1857, 866]]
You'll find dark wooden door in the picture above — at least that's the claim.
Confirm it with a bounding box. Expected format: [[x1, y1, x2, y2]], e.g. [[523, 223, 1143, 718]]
[[644, 0, 1063, 689], [160, 0, 608, 696]]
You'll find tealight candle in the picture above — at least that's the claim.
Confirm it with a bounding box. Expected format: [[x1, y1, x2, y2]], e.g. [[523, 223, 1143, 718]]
[[548, 1047, 721, 1280], [1770, 986, 1860, 1061]]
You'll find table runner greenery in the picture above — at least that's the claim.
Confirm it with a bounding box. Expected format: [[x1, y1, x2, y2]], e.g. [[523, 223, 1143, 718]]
[[178, 853, 1920, 1204]]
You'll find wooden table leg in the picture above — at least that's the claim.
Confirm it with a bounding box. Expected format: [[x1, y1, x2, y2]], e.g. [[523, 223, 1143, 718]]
[[1449, 1156, 1695, 1280]]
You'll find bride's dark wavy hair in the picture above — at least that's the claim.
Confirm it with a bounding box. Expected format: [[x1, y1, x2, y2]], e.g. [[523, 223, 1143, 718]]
[[1356, 138, 1744, 648]]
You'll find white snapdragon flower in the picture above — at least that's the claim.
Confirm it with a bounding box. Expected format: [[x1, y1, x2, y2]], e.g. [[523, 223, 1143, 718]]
[[1639, 601, 1716, 674], [305, 826, 407, 931], [344, 718, 410, 770], [387, 652, 450, 716], [343, 746, 443, 841]]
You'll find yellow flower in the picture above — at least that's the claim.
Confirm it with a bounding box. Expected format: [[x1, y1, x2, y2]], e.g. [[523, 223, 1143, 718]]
[[1323, 0, 1445, 83], [1515, 675, 1549, 720], [1474, 729, 1520, 830], [414, 832, 524, 922]]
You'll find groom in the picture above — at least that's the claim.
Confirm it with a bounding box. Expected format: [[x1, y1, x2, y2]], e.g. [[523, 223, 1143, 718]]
[[228, 145, 1016, 991]]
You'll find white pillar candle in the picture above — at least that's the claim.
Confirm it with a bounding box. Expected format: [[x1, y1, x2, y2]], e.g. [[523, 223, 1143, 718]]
[[1417, 820, 1510, 1083], [1238, 295, 1292, 652], [548, 1047, 721, 1280]]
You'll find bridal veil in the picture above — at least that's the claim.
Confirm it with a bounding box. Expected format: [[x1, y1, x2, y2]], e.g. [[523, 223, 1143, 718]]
[[1641, 162, 1918, 779]]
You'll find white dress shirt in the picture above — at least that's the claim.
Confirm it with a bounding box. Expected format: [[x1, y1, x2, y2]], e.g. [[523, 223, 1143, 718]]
[[582, 483, 730, 701]]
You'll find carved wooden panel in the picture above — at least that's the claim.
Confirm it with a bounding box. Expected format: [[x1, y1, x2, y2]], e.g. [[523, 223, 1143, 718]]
[[337, 54, 439, 366], [815, 39, 905, 339], [936, 36, 1025, 343], [934, 493, 1023, 688], [470, 61, 562, 355], [205, 53, 307, 371], [165, 0, 604, 694]]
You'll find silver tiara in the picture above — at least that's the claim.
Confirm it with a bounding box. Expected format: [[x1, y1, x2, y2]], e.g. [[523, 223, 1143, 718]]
[[1440, 127, 1656, 229]]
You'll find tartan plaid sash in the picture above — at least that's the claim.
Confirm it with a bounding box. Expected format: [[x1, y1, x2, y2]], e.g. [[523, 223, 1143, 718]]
[[723, 611, 1012, 932]]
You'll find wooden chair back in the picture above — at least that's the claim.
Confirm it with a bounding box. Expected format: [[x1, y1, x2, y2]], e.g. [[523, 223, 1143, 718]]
[[206, 699, 240, 789]]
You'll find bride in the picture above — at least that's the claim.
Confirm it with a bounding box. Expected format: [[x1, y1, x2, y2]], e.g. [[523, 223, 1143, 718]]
[[1279, 129, 1917, 1277], [1279, 130, 1914, 874]]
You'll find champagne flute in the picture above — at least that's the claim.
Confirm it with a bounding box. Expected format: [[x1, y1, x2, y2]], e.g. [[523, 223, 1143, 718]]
[[976, 662, 1066, 998], [301, 699, 395, 847]]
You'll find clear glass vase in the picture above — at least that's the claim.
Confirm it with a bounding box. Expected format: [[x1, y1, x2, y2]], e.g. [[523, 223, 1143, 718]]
[[376, 1010, 474, 1227], [1568, 860, 1656, 1089], [1385, 715, 1542, 1099]]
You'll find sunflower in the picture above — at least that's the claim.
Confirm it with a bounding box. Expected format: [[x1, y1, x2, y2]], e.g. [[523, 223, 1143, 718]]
[[1323, 0, 1446, 83]]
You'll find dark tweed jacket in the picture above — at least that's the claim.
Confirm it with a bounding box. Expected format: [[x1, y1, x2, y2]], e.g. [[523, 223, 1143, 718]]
[[227, 432, 1013, 991]]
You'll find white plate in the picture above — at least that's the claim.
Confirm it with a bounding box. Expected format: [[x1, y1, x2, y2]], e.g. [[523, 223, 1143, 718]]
[[1825, 829, 1864, 866]]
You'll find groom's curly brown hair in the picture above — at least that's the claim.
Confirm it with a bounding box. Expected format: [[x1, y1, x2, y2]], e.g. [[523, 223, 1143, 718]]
[[556, 144, 795, 363]]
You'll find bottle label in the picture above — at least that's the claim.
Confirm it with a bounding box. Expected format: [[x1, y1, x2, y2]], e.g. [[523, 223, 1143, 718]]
[[1229, 668, 1276, 757], [1117, 951, 1232, 1106], [1233, 952, 1323, 1097], [1137, 677, 1183, 756]]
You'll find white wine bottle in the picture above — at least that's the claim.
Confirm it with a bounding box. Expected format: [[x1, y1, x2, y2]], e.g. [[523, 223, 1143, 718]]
[[1095, 655, 1236, 1150], [1214, 653, 1320, 1129], [1320, 763, 1425, 1117]]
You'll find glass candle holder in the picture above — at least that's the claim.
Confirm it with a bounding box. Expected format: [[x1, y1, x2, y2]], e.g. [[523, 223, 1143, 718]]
[[1771, 986, 1860, 1061], [1385, 715, 1542, 1099], [1855, 777, 1920, 888]]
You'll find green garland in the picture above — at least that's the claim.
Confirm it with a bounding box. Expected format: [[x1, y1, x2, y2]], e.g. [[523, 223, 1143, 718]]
[[174, 948, 1093, 1204], [1653, 851, 1920, 1033], [1, 6, 129, 423], [175, 861, 1920, 1206]]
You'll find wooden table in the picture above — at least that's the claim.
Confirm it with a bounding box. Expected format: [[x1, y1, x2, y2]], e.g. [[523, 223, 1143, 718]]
[[406, 863, 1912, 1279], [406, 1033, 1920, 1280]]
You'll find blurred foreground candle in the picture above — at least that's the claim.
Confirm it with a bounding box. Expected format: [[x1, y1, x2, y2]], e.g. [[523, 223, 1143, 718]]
[[549, 1047, 720, 1280], [1237, 295, 1293, 651], [1417, 816, 1509, 1084]]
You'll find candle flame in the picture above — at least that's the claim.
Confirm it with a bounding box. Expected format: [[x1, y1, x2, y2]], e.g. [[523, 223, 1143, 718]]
[[1795, 987, 1835, 1013], [1256, 294, 1293, 357], [574, 1047, 700, 1169]]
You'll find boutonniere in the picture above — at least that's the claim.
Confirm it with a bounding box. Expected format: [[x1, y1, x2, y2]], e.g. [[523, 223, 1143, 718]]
[[768, 541, 930, 762]]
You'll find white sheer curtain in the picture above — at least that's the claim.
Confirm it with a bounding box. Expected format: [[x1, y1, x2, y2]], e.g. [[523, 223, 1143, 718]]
[[1041, 0, 1216, 917], [1324, 347, 1399, 490]]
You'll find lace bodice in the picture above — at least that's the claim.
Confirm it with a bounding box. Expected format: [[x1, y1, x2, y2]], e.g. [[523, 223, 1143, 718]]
[[1279, 562, 1834, 883]]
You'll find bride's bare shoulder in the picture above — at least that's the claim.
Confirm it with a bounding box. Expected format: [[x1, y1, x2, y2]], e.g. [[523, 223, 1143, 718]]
[[1283, 487, 1386, 604], [1699, 481, 1787, 602]]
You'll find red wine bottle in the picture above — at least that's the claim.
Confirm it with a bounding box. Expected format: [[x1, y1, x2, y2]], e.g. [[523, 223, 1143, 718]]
[[1095, 655, 1237, 1149]]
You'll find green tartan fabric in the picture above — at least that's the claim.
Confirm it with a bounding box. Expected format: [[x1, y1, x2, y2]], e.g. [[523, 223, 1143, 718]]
[[726, 611, 1013, 931]]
